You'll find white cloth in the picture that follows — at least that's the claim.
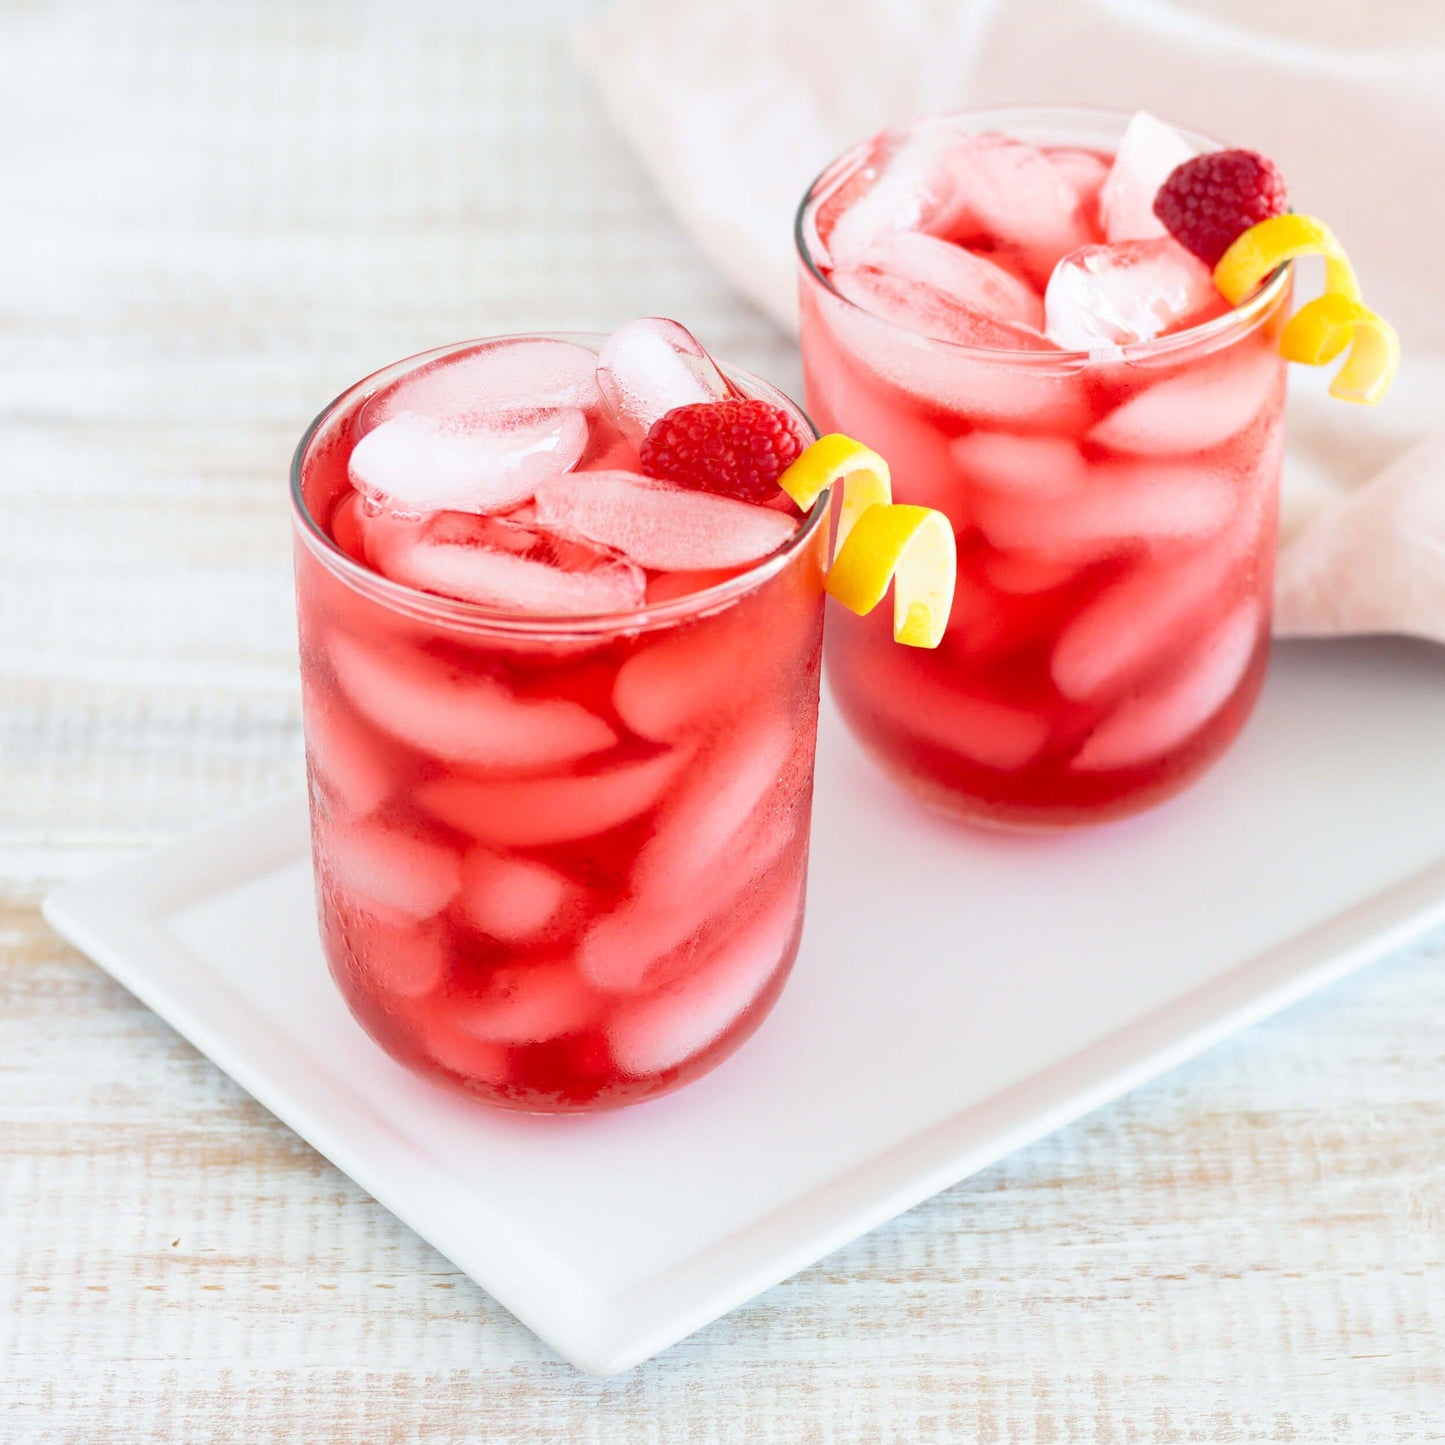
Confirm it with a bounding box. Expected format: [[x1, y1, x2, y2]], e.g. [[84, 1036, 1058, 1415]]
[[577, 0, 1445, 642]]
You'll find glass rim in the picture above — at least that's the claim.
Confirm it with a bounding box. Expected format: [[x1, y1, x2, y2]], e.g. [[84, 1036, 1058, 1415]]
[[290, 330, 828, 639], [793, 102, 1292, 366]]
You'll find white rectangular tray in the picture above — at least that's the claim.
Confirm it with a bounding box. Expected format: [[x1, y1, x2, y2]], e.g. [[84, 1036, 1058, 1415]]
[[44, 638, 1445, 1375]]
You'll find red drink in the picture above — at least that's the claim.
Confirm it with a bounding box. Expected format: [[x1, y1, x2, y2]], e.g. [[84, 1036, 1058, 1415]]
[[797, 108, 1290, 825], [291, 326, 827, 1110]]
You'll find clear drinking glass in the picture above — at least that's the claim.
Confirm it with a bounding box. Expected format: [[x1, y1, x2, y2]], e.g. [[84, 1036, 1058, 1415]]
[[797, 106, 1291, 826], [292, 335, 828, 1111]]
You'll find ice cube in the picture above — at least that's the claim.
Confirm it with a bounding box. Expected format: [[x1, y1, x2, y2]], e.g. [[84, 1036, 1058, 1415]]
[[302, 676, 394, 817], [831, 262, 1051, 352], [1050, 545, 1243, 700], [951, 432, 1087, 500], [457, 852, 575, 944], [1044, 239, 1226, 350], [348, 408, 588, 516], [631, 717, 795, 899], [820, 121, 972, 265], [414, 749, 686, 847], [577, 721, 799, 995], [595, 318, 733, 442], [1089, 343, 1282, 455], [608, 889, 800, 1076], [939, 133, 1094, 285], [419, 1020, 511, 1085], [806, 281, 1089, 432], [323, 818, 461, 921], [578, 796, 803, 1003], [577, 894, 711, 995], [453, 961, 600, 1045], [1072, 601, 1261, 770], [863, 644, 1049, 769], [972, 457, 1236, 563], [612, 613, 764, 740], [857, 230, 1045, 330], [533, 470, 797, 572], [356, 919, 449, 999], [362, 338, 602, 429], [981, 552, 1083, 595], [912, 681, 1049, 769], [362, 509, 646, 614], [1049, 148, 1111, 212], [1098, 112, 1198, 244], [328, 631, 616, 771]]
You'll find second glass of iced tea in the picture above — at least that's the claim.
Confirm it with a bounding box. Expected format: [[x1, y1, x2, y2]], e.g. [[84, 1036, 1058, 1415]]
[[798, 106, 1291, 826], [293, 328, 828, 1112]]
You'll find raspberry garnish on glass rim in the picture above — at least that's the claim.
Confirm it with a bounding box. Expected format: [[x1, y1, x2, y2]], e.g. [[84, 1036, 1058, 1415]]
[[639, 396, 958, 649], [1153, 147, 1399, 404], [640, 398, 806, 504], [1153, 149, 1290, 268]]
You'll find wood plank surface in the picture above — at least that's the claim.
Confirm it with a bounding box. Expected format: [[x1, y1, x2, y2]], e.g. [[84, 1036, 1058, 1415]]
[[2, 2, 1442, 1439]]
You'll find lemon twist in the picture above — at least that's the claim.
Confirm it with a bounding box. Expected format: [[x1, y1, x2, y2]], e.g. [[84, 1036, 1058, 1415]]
[[1213, 213, 1398, 404], [777, 434, 957, 649], [1280, 292, 1400, 405]]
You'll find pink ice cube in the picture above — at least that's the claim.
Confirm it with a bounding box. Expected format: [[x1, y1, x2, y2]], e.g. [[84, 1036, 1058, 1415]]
[[631, 717, 794, 899], [533, 470, 797, 572], [938, 132, 1093, 285], [348, 407, 588, 517], [327, 631, 616, 771], [453, 961, 599, 1045], [857, 230, 1045, 330], [868, 645, 1050, 770], [820, 120, 975, 265], [576, 894, 711, 995], [323, 818, 461, 922], [1098, 112, 1198, 244], [1050, 544, 1246, 701], [419, 1021, 512, 1085], [302, 675, 394, 818], [578, 822, 803, 999], [596, 318, 733, 442], [414, 749, 686, 847], [362, 338, 602, 429], [457, 852, 576, 945], [1044, 239, 1226, 350], [951, 432, 1088, 500], [830, 262, 1052, 353], [1072, 601, 1261, 771], [578, 722, 800, 995], [1089, 342, 1282, 455], [353, 916, 450, 999], [971, 457, 1236, 563], [981, 552, 1084, 596], [1049, 148, 1111, 212], [811, 283, 1088, 431], [361, 509, 646, 614], [608, 889, 800, 1076], [612, 613, 768, 740]]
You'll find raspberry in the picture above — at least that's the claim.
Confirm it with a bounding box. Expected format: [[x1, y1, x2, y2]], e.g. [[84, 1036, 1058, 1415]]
[[1153, 150, 1289, 268], [639, 399, 806, 504]]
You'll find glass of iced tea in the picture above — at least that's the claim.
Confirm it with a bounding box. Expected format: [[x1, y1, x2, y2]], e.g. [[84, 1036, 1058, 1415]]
[[797, 107, 1292, 826], [291, 323, 828, 1111]]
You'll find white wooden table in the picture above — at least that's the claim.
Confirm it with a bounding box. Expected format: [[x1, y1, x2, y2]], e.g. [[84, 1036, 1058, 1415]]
[[3, 2, 1443, 1438]]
